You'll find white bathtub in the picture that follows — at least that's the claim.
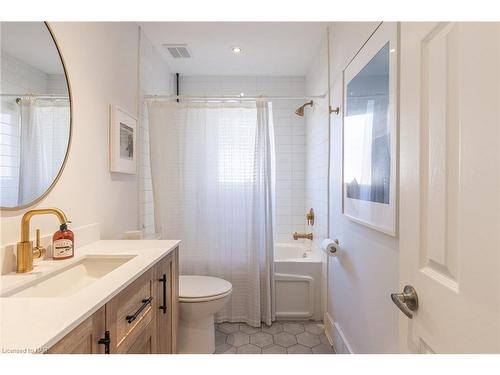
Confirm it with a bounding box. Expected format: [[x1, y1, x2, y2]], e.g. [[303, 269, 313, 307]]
[[274, 242, 322, 321]]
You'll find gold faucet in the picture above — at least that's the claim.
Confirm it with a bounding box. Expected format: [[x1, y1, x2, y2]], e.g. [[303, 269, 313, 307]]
[[293, 232, 313, 241], [16, 208, 69, 273]]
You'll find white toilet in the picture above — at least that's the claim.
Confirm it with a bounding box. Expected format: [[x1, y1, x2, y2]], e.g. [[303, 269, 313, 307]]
[[178, 275, 232, 354]]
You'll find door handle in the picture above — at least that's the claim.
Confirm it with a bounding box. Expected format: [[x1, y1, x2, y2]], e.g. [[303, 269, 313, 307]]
[[391, 285, 418, 319]]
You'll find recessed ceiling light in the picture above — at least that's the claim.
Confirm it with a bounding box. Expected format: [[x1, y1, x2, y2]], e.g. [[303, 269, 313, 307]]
[[232, 47, 242, 54]]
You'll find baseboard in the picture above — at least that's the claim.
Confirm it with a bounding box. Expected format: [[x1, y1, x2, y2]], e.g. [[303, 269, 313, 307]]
[[323, 312, 353, 354], [323, 311, 335, 346]]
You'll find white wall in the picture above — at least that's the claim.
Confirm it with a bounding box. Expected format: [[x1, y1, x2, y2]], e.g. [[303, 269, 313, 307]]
[[179, 75, 307, 243], [1, 22, 140, 246], [138, 29, 173, 236], [327, 22, 400, 353]]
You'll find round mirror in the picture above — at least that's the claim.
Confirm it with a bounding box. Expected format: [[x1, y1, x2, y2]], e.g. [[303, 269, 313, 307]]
[[0, 22, 72, 210]]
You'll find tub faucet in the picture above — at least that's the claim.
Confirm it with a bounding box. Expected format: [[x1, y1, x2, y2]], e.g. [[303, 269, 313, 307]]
[[293, 232, 313, 241], [16, 207, 69, 273]]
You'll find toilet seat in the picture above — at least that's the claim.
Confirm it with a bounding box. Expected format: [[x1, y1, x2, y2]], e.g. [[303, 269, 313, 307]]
[[179, 275, 233, 303]]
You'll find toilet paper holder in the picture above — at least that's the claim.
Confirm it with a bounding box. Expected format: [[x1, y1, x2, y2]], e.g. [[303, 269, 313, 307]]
[[330, 239, 340, 255], [321, 238, 340, 256]]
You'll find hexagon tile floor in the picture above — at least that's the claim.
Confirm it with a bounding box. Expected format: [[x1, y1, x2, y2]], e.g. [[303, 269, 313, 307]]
[[214, 321, 335, 354]]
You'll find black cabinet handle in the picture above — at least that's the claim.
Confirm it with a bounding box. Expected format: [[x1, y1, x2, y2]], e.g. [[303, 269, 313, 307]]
[[126, 297, 153, 324], [98, 330, 111, 354], [159, 274, 168, 314]]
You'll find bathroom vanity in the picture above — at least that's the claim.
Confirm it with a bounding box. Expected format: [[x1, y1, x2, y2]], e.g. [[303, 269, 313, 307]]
[[48, 248, 178, 354], [0, 240, 180, 354]]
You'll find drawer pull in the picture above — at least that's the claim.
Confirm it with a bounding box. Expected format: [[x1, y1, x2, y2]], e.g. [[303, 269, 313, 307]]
[[126, 297, 153, 324], [159, 274, 168, 314]]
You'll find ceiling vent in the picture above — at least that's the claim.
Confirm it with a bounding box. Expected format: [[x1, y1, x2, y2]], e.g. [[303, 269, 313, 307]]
[[163, 44, 192, 58]]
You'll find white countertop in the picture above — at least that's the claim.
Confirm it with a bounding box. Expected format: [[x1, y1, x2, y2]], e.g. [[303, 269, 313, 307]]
[[0, 239, 180, 353]]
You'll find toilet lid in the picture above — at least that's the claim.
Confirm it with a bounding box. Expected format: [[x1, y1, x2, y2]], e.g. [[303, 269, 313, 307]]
[[179, 275, 232, 300]]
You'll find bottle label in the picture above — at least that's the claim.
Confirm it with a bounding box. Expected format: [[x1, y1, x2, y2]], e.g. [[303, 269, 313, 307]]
[[53, 239, 73, 258]]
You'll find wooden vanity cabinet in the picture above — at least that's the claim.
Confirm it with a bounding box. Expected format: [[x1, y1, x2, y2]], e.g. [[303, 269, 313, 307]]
[[106, 268, 156, 353], [47, 247, 179, 354], [155, 248, 179, 354], [47, 307, 105, 354]]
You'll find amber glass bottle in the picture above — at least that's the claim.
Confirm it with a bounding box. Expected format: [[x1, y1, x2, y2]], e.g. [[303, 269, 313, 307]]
[[52, 223, 74, 260]]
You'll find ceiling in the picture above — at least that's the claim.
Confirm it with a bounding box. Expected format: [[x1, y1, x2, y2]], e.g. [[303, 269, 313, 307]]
[[1, 22, 65, 75], [138, 22, 328, 76]]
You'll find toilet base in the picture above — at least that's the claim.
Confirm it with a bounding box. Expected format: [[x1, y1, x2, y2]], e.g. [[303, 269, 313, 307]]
[[178, 314, 215, 354]]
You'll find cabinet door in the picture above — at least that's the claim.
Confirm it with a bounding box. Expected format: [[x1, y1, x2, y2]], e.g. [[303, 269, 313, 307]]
[[124, 319, 156, 354], [155, 247, 179, 354], [106, 269, 157, 354], [48, 307, 105, 354]]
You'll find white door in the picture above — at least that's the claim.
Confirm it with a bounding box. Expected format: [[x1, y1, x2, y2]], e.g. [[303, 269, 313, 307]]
[[398, 22, 500, 353]]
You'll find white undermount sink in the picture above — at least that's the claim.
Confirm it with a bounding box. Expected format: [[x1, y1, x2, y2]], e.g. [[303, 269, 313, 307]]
[[1, 255, 136, 298]]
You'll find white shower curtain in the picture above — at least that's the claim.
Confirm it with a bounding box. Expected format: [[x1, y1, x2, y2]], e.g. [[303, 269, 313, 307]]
[[148, 100, 276, 326], [18, 98, 70, 204]]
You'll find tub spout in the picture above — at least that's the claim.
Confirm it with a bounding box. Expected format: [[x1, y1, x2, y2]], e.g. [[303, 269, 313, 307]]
[[293, 232, 313, 241]]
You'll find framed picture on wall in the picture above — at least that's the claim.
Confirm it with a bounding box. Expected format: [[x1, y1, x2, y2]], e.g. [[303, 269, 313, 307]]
[[109, 105, 137, 174], [342, 22, 398, 236]]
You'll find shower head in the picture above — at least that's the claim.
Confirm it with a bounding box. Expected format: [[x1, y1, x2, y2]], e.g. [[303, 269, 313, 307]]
[[295, 100, 313, 117]]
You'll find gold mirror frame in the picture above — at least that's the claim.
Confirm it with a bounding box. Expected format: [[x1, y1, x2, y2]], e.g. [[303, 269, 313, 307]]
[[0, 21, 73, 211]]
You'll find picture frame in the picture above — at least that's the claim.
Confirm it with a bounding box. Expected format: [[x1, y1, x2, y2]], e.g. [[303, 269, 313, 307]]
[[109, 105, 137, 174], [342, 22, 398, 236]]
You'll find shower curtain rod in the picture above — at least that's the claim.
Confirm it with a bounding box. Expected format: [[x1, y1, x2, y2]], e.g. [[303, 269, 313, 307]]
[[144, 94, 326, 101], [0, 93, 69, 100]]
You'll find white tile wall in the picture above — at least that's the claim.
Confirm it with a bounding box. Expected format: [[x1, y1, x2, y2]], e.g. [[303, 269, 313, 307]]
[[137, 67, 325, 243], [47, 74, 68, 95], [180, 75, 307, 242], [305, 38, 330, 251], [304, 36, 330, 320], [138, 29, 173, 236], [1, 52, 49, 95], [0, 52, 67, 95]]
